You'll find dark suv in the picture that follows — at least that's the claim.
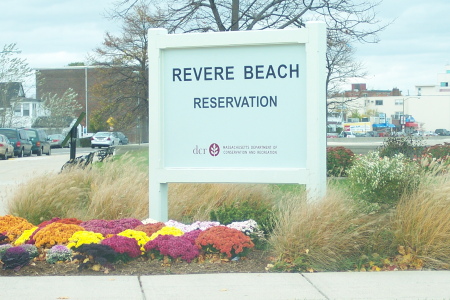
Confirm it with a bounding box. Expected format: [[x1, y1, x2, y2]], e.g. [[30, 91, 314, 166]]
[[23, 128, 51, 156], [0, 128, 33, 157], [435, 129, 450, 136]]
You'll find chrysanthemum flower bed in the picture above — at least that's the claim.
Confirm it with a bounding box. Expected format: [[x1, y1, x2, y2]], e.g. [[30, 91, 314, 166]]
[[0, 215, 261, 272]]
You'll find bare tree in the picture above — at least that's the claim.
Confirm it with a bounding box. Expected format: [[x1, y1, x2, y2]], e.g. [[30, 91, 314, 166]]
[[41, 88, 82, 119], [0, 43, 33, 84], [112, 1, 387, 96], [0, 43, 35, 127], [114, 0, 386, 37], [88, 2, 166, 132]]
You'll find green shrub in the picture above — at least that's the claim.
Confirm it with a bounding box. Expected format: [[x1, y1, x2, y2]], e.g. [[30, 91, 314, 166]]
[[209, 200, 274, 235], [378, 135, 425, 159], [327, 146, 355, 177], [347, 151, 420, 207]]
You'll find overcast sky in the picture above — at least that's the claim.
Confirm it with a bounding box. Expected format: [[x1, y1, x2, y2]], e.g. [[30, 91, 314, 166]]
[[1, 0, 449, 97]]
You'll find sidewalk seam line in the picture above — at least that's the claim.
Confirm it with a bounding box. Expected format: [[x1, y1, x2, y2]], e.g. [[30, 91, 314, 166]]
[[138, 276, 147, 300], [301, 273, 330, 300]]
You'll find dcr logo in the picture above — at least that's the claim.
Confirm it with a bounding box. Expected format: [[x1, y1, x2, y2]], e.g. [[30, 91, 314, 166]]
[[209, 143, 220, 156]]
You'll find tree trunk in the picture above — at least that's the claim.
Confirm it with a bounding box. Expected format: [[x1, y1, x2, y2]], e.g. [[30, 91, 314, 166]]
[[231, 0, 239, 31]]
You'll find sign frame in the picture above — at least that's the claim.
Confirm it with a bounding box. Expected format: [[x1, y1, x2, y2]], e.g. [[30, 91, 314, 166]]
[[148, 22, 327, 221]]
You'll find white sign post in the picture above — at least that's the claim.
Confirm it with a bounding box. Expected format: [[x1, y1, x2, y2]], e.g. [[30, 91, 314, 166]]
[[148, 22, 327, 221]]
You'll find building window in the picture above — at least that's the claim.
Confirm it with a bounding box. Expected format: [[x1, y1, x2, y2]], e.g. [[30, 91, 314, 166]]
[[375, 100, 383, 106], [441, 82, 449, 87], [22, 103, 30, 116], [394, 112, 403, 119], [14, 104, 21, 116], [395, 99, 403, 105]]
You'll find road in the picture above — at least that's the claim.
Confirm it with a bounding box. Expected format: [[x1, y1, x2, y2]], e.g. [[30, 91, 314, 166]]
[[327, 135, 450, 155], [0, 148, 92, 216]]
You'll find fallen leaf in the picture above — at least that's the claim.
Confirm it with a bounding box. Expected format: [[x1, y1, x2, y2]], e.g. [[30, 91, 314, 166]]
[[92, 264, 101, 271]]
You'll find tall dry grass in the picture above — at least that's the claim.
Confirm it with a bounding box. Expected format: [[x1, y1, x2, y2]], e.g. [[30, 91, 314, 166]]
[[268, 186, 380, 271], [168, 183, 279, 222], [8, 153, 149, 224], [393, 172, 450, 269], [8, 151, 282, 225]]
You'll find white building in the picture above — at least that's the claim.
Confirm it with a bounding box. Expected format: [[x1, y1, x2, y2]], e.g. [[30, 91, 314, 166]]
[[329, 65, 450, 133], [0, 82, 48, 128]]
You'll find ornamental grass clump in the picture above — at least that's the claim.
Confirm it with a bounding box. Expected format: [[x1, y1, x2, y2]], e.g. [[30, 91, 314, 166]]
[[8, 153, 149, 223], [392, 173, 450, 269], [1, 246, 31, 270], [169, 183, 277, 223], [347, 151, 420, 208], [101, 235, 141, 262], [46, 245, 72, 264], [144, 235, 200, 262], [196, 226, 254, 258], [269, 190, 373, 272]]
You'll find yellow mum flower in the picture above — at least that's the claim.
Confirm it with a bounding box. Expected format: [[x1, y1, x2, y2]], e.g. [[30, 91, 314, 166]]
[[67, 231, 104, 249], [13, 227, 38, 246], [149, 226, 184, 241], [118, 229, 150, 251]]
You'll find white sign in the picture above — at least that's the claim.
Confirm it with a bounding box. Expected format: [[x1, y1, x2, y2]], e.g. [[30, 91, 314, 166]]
[[149, 23, 326, 221], [163, 44, 307, 168]]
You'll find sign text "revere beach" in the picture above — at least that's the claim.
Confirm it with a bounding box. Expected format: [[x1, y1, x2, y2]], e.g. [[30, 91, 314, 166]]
[[172, 64, 300, 81]]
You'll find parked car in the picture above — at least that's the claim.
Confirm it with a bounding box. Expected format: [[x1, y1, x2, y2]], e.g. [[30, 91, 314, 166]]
[[90, 132, 120, 148], [0, 128, 32, 157], [115, 132, 129, 145], [435, 129, 450, 136], [0, 134, 14, 160], [365, 131, 380, 137], [47, 134, 70, 148], [23, 128, 51, 156], [423, 131, 438, 136], [338, 131, 356, 138]]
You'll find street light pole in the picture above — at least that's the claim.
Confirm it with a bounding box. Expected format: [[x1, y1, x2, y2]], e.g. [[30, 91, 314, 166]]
[[401, 96, 420, 133], [85, 67, 88, 135]]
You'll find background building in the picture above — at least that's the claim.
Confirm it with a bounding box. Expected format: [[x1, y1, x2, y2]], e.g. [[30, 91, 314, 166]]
[[328, 65, 450, 134]]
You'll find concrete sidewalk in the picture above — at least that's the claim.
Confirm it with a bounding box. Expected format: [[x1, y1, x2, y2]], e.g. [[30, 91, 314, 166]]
[[1, 271, 449, 299]]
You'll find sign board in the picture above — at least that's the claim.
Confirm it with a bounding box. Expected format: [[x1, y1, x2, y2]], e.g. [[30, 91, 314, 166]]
[[148, 23, 326, 221], [343, 122, 372, 133]]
